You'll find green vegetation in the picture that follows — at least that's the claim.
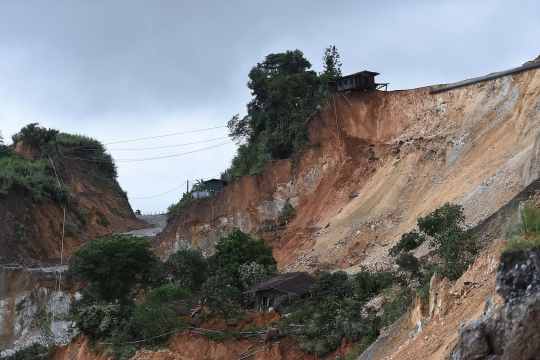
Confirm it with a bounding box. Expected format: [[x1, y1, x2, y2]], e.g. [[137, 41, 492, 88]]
[[166, 192, 193, 223], [1, 124, 121, 230], [209, 227, 278, 286], [4, 343, 49, 360], [222, 46, 342, 182], [95, 209, 110, 227], [278, 202, 296, 228], [159, 247, 208, 292], [199, 274, 242, 332], [503, 202, 540, 252], [66, 235, 159, 305], [12, 123, 117, 180], [273, 203, 477, 358], [66, 228, 279, 354], [0, 155, 70, 203], [390, 203, 476, 280], [275, 269, 400, 358]]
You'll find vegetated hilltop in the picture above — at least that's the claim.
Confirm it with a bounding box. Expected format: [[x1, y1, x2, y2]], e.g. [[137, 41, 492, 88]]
[[0, 124, 148, 267], [157, 63, 540, 274]]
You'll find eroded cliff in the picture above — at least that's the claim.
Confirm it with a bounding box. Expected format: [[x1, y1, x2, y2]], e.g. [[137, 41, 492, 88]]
[[156, 67, 540, 277]]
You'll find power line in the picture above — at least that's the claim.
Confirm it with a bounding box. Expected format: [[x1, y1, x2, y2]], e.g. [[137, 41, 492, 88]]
[[109, 136, 229, 151], [129, 181, 187, 199], [115, 141, 233, 162], [117, 165, 185, 182], [64, 136, 229, 152], [105, 125, 227, 145], [60, 140, 234, 163]]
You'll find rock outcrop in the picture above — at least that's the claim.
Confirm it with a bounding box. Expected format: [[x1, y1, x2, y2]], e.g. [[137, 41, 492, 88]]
[[450, 247, 540, 359]]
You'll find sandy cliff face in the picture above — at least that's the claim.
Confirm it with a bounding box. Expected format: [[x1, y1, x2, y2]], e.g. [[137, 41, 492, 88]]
[[0, 150, 148, 351], [156, 68, 540, 275]]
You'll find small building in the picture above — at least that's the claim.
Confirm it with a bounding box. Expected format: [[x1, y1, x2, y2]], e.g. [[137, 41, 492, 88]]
[[243, 272, 316, 312], [204, 179, 228, 193], [326, 71, 388, 94], [192, 179, 228, 199]]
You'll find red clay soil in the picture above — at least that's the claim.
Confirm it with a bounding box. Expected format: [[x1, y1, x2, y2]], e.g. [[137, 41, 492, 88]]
[[0, 144, 149, 267], [155, 67, 540, 278], [50, 332, 356, 360]]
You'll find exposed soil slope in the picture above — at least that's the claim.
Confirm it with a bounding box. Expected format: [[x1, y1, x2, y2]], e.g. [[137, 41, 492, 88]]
[[0, 145, 149, 350], [156, 67, 540, 277], [0, 144, 149, 267]]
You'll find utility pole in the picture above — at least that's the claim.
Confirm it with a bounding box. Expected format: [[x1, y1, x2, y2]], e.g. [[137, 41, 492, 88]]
[[187, 180, 189, 194]]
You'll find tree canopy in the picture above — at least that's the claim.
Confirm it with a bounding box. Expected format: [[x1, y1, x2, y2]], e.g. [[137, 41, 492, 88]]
[[210, 227, 277, 285], [66, 235, 159, 304], [223, 49, 324, 182], [160, 247, 208, 292]]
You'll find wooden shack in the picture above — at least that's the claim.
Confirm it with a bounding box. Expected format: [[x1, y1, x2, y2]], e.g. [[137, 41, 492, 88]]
[[243, 272, 316, 312], [327, 70, 388, 93]]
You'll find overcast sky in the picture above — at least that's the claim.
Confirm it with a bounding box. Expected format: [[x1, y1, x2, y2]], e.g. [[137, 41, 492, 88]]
[[1, 0, 539, 213]]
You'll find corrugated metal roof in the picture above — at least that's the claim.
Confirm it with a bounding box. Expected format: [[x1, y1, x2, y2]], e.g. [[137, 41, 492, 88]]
[[341, 70, 380, 77], [243, 272, 316, 296]]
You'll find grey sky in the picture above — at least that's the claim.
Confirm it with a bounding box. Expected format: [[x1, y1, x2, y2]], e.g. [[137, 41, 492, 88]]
[[1, 0, 538, 212]]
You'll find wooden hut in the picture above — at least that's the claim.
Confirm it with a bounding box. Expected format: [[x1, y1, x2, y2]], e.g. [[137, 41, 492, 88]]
[[243, 272, 316, 312]]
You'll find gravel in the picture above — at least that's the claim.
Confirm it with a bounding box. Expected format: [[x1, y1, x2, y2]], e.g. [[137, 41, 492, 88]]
[[122, 214, 167, 237]]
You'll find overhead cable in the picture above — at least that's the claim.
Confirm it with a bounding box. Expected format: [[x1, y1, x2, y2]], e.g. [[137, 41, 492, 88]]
[[118, 165, 185, 182], [115, 141, 233, 162], [65, 136, 229, 152], [105, 125, 227, 145], [109, 136, 229, 151], [129, 181, 187, 199], [60, 140, 234, 163]]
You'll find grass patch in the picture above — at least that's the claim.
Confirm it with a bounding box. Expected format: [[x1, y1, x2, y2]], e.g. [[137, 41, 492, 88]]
[[4, 343, 49, 360], [96, 209, 109, 227], [278, 202, 296, 229], [63, 221, 78, 237], [502, 238, 540, 253]]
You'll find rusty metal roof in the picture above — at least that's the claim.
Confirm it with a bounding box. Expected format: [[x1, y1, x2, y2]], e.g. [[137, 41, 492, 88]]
[[243, 272, 316, 296]]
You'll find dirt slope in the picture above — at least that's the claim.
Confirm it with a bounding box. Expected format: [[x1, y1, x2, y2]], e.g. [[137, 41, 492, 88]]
[[0, 145, 149, 267], [0, 146, 149, 351], [156, 66, 540, 277]]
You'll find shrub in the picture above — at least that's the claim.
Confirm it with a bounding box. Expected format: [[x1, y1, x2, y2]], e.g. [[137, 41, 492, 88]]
[[0, 156, 70, 203], [74, 302, 125, 339], [160, 248, 208, 292], [66, 235, 159, 305], [395, 252, 421, 278], [310, 270, 351, 302], [114, 284, 188, 344], [502, 238, 540, 253], [381, 286, 414, 327], [389, 230, 425, 256], [199, 274, 242, 331], [352, 268, 398, 302], [210, 228, 277, 286], [389, 203, 477, 281], [278, 202, 296, 228], [0, 144, 15, 158], [11, 123, 59, 148], [5, 343, 49, 360]]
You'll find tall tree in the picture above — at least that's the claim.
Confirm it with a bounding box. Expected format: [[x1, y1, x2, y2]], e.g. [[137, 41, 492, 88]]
[[224, 50, 318, 181], [66, 235, 159, 305], [322, 45, 342, 78], [210, 227, 277, 286], [200, 274, 242, 332]]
